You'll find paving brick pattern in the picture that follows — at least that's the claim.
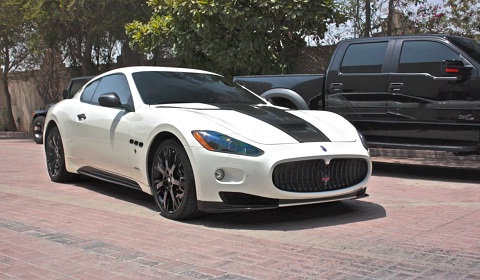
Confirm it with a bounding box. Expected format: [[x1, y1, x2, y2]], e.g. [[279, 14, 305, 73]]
[[0, 139, 479, 279]]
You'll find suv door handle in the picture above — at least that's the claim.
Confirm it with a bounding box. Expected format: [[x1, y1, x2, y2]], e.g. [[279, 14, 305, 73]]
[[389, 83, 404, 92], [77, 113, 86, 120], [330, 83, 343, 93]]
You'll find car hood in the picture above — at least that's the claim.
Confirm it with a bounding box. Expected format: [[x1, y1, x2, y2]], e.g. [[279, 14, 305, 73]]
[[154, 103, 358, 144]]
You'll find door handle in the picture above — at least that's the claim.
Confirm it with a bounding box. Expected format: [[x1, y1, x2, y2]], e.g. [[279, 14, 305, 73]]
[[389, 83, 404, 92], [77, 113, 86, 120], [329, 83, 343, 93]]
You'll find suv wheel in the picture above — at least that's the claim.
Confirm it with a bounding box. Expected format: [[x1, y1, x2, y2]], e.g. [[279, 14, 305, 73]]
[[32, 116, 45, 144]]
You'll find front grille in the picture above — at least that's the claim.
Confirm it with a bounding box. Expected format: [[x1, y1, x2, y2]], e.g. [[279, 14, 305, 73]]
[[272, 159, 368, 192]]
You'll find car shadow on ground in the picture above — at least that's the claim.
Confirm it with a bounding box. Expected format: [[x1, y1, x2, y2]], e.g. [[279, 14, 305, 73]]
[[71, 177, 159, 212], [71, 176, 385, 230], [188, 199, 385, 231], [372, 162, 480, 183]]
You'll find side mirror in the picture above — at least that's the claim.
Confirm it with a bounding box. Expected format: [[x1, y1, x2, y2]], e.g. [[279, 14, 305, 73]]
[[98, 92, 134, 112], [442, 60, 472, 80], [62, 89, 69, 99], [98, 92, 121, 108]]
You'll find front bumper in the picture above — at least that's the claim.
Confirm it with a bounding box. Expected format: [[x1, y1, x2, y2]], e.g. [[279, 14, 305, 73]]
[[197, 187, 368, 213]]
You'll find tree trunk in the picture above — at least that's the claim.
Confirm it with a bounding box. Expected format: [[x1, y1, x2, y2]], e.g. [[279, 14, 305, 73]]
[[81, 36, 94, 76], [1, 69, 18, 132], [386, 0, 395, 36], [355, 0, 360, 37], [364, 0, 371, 37]]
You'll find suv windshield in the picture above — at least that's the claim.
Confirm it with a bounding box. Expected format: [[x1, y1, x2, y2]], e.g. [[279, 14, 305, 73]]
[[449, 36, 480, 63], [132, 71, 266, 106]]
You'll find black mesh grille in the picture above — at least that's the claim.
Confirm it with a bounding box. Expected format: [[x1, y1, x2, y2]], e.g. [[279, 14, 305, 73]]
[[272, 159, 369, 192]]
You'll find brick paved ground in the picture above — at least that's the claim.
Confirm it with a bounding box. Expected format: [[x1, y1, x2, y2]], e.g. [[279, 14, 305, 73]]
[[0, 139, 479, 279]]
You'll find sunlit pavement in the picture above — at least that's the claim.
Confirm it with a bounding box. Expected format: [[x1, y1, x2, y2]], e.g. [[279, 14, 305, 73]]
[[0, 139, 479, 279]]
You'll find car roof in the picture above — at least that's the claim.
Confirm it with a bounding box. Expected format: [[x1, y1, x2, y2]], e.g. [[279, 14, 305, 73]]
[[339, 34, 470, 43]]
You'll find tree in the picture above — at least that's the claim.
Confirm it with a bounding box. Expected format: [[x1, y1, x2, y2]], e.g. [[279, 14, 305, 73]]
[[0, 0, 29, 131], [126, 0, 345, 76], [444, 0, 479, 40], [24, 0, 151, 77]]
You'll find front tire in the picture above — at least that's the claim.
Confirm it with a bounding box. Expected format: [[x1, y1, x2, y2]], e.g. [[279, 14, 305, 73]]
[[32, 116, 45, 144], [45, 126, 75, 182], [151, 139, 198, 220]]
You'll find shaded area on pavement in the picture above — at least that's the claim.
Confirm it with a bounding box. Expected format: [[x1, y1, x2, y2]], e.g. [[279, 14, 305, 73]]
[[373, 162, 480, 184]]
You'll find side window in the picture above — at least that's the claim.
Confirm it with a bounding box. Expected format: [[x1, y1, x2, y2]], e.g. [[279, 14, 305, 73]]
[[80, 80, 100, 103], [340, 42, 388, 73], [398, 41, 460, 76], [91, 74, 133, 107], [69, 80, 88, 98]]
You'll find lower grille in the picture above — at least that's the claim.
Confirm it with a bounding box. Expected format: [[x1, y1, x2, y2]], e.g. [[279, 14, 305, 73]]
[[272, 159, 368, 192]]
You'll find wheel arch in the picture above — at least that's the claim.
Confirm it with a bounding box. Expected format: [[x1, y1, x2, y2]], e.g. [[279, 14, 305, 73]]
[[43, 120, 58, 145], [260, 88, 309, 110]]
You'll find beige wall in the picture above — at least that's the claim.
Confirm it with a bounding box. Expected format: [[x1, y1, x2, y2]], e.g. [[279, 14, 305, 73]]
[[0, 74, 69, 133], [9, 78, 45, 132]]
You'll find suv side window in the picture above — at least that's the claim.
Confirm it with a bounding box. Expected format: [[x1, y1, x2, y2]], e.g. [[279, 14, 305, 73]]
[[340, 42, 388, 73], [69, 80, 88, 99], [91, 74, 134, 108], [398, 41, 460, 76], [80, 80, 100, 103]]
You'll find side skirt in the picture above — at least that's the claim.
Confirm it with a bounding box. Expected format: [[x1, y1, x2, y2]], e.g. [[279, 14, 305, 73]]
[[77, 167, 142, 191]]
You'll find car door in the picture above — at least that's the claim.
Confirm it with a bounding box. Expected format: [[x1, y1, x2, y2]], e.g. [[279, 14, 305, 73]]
[[72, 74, 135, 177], [386, 38, 479, 149], [325, 40, 392, 143]]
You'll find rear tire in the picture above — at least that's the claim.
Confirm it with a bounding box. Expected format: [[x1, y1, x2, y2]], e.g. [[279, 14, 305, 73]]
[[151, 139, 198, 220], [45, 127, 75, 182], [32, 116, 45, 144]]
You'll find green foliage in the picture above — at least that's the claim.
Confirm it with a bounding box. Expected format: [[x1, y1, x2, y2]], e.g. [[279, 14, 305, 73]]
[[126, 0, 345, 76]]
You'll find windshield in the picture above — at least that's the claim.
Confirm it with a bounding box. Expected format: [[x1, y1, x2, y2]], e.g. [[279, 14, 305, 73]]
[[449, 37, 480, 63], [132, 71, 266, 106]]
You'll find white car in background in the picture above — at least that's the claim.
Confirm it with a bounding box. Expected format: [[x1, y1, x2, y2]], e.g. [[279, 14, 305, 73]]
[[44, 66, 371, 220]]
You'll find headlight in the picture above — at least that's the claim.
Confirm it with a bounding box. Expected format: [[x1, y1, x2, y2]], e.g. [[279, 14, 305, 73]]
[[192, 130, 264, 157], [358, 131, 369, 151]]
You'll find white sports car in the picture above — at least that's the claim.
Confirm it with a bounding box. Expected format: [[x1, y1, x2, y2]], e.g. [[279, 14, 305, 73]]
[[44, 66, 371, 220]]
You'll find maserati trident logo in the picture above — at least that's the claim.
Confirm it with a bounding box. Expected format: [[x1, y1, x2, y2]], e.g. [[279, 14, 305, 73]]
[[322, 167, 331, 187], [322, 176, 331, 187]]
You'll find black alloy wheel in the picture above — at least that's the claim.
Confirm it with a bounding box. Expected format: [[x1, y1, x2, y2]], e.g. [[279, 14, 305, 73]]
[[32, 116, 45, 144], [45, 127, 74, 182], [151, 139, 198, 220]]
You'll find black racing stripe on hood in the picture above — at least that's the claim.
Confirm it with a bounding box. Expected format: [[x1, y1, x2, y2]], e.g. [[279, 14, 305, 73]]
[[217, 104, 330, 143]]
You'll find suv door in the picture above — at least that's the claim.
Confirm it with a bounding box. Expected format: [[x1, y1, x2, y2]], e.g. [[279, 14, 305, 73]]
[[325, 40, 392, 143], [386, 38, 479, 151]]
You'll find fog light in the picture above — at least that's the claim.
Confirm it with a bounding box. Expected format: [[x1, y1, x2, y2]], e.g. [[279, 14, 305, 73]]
[[215, 169, 225, 180]]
